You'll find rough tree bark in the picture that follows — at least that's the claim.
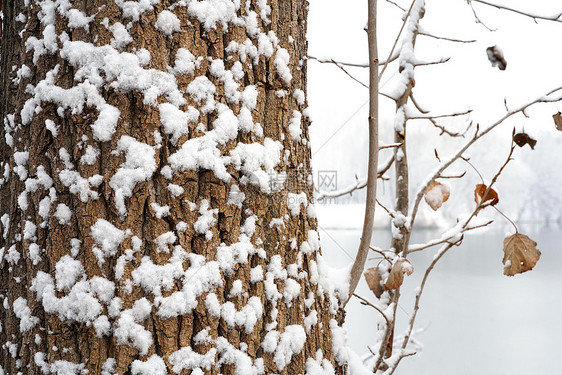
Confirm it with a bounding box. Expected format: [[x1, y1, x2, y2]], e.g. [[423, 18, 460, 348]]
[[0, 1, 347, 374]]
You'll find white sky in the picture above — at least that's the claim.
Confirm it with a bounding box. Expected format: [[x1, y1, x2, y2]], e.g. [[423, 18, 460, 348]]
[[306, 2, 562, 374], [307, 0, 562, 186]]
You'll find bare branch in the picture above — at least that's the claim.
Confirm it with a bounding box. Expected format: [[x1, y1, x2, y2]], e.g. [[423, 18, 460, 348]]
[[316, 155, 394, 200], [472, 0, 562, 24], [418, 30, 476, 43], [308, 53, 400, 68], [346, 0, 380, 306], [438, 171, 467, 179], [380, 142, 403, 149], [408, 87, 562, 254], [408, 219, 492, 253], [468, 1, 497, 31], [410, 93, 473, 137], [353, 293, 391, 326], [397, 238, 460, 365], [376, 1, 426, 368], [413, 56, 451, 67], [329, 59, 369, 89], [308, 55, 368, 68], [407, 109, 472, 120], [376, 199, 395, 219], [385, 0, 406, 12], [379, 0, 418, 79], [397, 142, 518, 365]]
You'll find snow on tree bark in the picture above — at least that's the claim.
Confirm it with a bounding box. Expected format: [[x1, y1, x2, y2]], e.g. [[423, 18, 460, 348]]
[[0, 1, 348, 374]]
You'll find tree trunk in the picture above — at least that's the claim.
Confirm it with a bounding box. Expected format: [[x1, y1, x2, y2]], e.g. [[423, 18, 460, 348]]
[[0, 1, 347, 374]]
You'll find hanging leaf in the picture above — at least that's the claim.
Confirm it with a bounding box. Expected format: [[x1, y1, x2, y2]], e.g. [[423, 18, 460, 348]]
[[424, 181, 450, 211], [364, 267, 384, 298], [513, 132, 537, 149], [502, 233, 541, 276], [474, 184, 499, 207], [486, 46, 507, 70], [553, 112, 562, 132], [383, 259, 414, 291]]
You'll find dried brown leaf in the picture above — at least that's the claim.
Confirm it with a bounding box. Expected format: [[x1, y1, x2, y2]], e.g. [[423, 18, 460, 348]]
[[383, 259, 414, 291], [553, 112, 562, 131], [474, 184, 499, 207], [513, 132, 537, 150], [424, 181, 450, 211], [486, 46, 507, 70], [502, 233, 541, 276], [364, 267, 384, 298]]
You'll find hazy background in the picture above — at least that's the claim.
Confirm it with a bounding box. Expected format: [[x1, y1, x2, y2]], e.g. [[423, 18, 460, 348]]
[[307, 0, 562, 224], [306, 1, 562, 374]]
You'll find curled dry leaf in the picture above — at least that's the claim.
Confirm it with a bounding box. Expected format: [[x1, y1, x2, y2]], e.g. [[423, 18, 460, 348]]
[[486, 45, 507, 70], [424, 181, 450, 211], [513, 132, 537, 150], [474, 184, 499, 207], [364, 267, 384, 298], [553, 112, 562, 132], [502, 233, 541, 276], [384, 259, 414, 291]]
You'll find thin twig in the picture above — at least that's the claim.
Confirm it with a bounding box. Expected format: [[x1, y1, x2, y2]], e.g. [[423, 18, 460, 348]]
[[346, 0, 380, 306], [410, 93, 472, 137], [380, 143, 403, 149], [438, 171, 467, 179], [308, 55, 368, 68], [408, 220, 492, 253], [353, 293, 391, 326], [418, 31, 476, 43], [395, 138, 520, 370], [492, 206, 518, 233], [468, 1, 497, 31], [329, 59, 368, 88], [408, 87, 562, 241], [369, 246, 394, 264], [376, 199, 395, 218], [462, 155, 485, 184], [472, 0, 562, 24], [316, 155, 394, 200], [407, 109, 472, 120], [308, 53, 400, 69], [413, 57, 451, 67], [385, 0, 406, 12], [379, 0, 417, 79], [398, 239, 461, 358]]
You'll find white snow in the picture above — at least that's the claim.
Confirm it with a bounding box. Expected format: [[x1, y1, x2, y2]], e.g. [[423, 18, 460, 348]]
[[55, 255, 84, 292], [194, 199, 218, 240], [288, 110, 303, 141], [54, 203, 72, 225], [13, 298, 39, 332], [79, 145, 99, 165], [150, 203, 170, 219], [155, 10, 181, 37], [131, 355, 167, 375], [274, 47, 292, 84], [91, 219, 126, 264], [110, 136, 156, 217]]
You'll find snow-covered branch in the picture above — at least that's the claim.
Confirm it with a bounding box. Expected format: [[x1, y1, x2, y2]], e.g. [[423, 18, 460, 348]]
[[472, 0, 562, 24]]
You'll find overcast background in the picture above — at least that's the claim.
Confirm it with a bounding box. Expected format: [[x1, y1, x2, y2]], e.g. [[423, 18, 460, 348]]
[[307, 0, 562, 224], [306, 1, 562, 374]]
